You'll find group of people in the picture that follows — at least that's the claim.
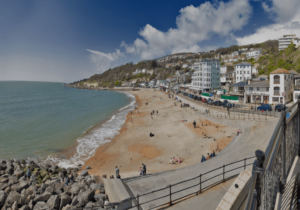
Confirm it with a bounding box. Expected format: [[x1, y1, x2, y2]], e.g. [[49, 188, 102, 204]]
[[237, 129, 242, 136], [201, 151, 216, 162], [170, 157, 182, 164], [139, 163, 147, 175]]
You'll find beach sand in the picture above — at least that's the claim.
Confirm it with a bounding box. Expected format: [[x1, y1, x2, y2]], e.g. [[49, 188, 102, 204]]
[[81, 89, 237, 178]]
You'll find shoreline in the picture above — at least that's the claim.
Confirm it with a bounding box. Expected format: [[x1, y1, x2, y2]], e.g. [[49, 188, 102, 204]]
[[46, 90, 138, 168], [80, 89, 237, 178]]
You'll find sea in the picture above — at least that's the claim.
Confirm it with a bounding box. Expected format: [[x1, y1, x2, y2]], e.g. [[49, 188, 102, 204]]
[[0, 81, 136, 168]]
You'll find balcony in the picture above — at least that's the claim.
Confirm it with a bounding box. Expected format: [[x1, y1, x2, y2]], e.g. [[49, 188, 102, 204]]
[[274, 79, 280, 84], [274, 91, 280, 96]]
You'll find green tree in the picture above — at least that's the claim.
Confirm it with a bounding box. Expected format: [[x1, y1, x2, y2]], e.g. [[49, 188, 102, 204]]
[[115, 80, 122, 86], [277, 59, 286, 68]]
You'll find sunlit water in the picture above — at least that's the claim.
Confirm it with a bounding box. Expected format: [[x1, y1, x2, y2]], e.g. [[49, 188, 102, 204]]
[[0, 81, 135, 167]]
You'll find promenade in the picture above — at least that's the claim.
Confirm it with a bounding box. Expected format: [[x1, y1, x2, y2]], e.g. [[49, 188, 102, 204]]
[[123, 94, 279, 209]]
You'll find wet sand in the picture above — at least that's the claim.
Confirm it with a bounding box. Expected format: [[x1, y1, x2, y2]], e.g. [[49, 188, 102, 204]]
[[81, 89, 237, 178]]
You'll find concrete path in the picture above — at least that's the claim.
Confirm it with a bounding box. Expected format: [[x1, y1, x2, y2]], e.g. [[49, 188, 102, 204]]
[[123, 96, 279, 210]]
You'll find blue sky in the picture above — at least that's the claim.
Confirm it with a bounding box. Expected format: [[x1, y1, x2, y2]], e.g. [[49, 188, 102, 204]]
[[1, 0, 300, 82]]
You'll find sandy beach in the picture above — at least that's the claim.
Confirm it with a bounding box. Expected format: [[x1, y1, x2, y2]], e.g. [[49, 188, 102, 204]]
[[81, 89, 237, 178]]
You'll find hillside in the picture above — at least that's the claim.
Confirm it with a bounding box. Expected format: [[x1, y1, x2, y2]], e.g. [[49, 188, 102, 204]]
[[256, 42, 300, 75], [71, 39, 287, 87]]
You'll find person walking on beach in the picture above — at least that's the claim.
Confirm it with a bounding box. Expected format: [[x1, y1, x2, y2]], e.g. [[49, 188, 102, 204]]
[[142, 163, 146, 175], [237, 130, 240, 136], [156, 110, 158, 116], [193, 120, 196, 128], [116, 166, 119, 178]]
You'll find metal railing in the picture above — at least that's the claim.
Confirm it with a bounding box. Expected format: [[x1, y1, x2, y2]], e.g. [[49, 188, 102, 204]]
[[72, 157, 255, 210], [244, 100, 300, 210]]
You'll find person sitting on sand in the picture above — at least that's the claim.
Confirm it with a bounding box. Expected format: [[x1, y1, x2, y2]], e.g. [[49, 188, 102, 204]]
[[201, 155, 206, 162], [206, 153, 211, 160], [139, 167, 143, 175], [173, 157, 177, 162], [170, 158, 173, 164], [178, 157, 182, 163]]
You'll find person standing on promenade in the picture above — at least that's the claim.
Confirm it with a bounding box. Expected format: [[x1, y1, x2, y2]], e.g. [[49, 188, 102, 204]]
[[193, 120, 196, 128], [116, 166, 119, 178], [142, 163, 146, 175]]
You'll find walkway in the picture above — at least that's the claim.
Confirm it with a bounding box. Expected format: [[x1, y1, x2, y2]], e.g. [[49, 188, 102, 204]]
[[123, 107, 279, 209]]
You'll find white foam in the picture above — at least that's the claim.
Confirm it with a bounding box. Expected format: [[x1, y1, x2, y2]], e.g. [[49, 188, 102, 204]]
[[47, 92, 136, 168]]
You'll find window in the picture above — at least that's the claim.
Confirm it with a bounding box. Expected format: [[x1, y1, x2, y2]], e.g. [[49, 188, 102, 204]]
[[274, 87, 280, 95], [274, 75, 280, 84], [247, 71, 249, 74], [244, 71, 246, 74], [257, 87, 260, 91], [266, 88, 269, 91], [240, 77, 242, 80], [249, 87, 253, 91], [240, 71, 242, 74]]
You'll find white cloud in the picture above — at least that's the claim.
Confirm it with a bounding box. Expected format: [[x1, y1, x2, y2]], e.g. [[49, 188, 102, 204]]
[[261, 0, 300, 23], [236, 1, 300, 45], [86, 49, 124, 73], [121, 0, 252, 59]]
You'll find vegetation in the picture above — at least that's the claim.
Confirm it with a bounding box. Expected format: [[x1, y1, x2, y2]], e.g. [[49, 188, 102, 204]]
[[256, 41, 300, 76]]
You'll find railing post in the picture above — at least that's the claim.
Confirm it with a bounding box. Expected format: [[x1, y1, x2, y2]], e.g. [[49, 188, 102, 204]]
[[282, 110, 287, 184], [244, 158, 246, 170], [199, 174, 202, 194], [137, 194, 139, 210], [169, 184, 172, 206], [223, 164, 225, 182]]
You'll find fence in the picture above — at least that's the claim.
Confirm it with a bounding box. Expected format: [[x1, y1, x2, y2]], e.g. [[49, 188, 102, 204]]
[[73, 157, 255, 210], [245, 100, 300, 210], [177, 91, 281, 118]]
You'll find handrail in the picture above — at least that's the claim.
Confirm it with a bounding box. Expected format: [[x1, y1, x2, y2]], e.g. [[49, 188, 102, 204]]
[[72, 156, 255, 210]]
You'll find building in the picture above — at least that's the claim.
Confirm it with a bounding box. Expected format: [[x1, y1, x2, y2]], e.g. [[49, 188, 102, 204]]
[[294, 75, 300, 103], [269, 68, 293, 104], [244, 81, 270, 104], [156, 79, 167, 87], [279, 34, 299, 51], [149, 79, 157, 87], [182, 63, 191, 68], [191, 59, 221, 92], [220, 65, 234, 84], [244, 68, 294, 104], [235, 62, 255, 83], [246, 49, 262, 59], [132, 69, 141, 75]]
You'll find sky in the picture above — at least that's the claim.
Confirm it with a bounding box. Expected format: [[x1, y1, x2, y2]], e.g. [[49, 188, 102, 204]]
[[0, 0, 300, 83]]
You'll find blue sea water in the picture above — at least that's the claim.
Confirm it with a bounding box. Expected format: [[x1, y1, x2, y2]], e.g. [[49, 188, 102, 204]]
[[0, 81, 135, 167]]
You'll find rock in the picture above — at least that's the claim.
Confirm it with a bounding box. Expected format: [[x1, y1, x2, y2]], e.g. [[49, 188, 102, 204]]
[[70, 183, 86, 196], [61, 204, 72, 210], [13, 169, 24, 179], [45, 179, 59, 187], [36, 185, 45, 195], [11, 201, 17, 210], [20, 205, 30, 210], [19, 197, 27, 206], [5, 167, 13, 175], [85, 201, 96, 207], [11, 182, 29, 193], [85, 166, 91, 170], [79, 170, 88, 177], [89, 183, 103, 191], [76, 189, 95, 207], [33, 201, 50, 210], [59, 194, 71, 210], [34, 192, 52, 202], [45, 186, 54, 194], [4, 187, 10, 194], [71, 196, 78, 206], [4, 191, 21, 207], [0, 184, 8, 192], [0, 191, 8, 208], [8, 177, 18, 186], [39, 171, 48, 179], [28, 200, 34, 209], [0, 165, 7, 171], [46, 195, 60, 210], [94, 194, 106, 205], [94, 190, 100, 194]]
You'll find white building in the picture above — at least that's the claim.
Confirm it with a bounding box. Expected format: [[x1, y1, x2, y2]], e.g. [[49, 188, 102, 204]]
[[279, 34, 299, 51], [235, 62, 254, 83], [269, 69, 293, 104], [149, 79, 157, 87], [156, 79, 167, 87], [246, 49, 262, 59], [132, 69, 141, 75], [191, 59, 221, 92]]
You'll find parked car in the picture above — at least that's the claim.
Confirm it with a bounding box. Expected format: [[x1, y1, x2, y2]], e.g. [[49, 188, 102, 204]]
[[201, 98, 207, 103], [222, 100, 229, 107], [213, 101, 222, 106], [207, 99, 214, 104], [257, 104, 272, 111], [275, 104, 286, 112], [197, 97, 202, 101]]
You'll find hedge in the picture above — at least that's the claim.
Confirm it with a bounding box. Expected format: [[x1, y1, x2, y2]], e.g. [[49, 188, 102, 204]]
[[221, 95, 239, 101]]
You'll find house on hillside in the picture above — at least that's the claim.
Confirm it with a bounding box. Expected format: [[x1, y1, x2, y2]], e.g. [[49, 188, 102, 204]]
[[243, 68, 294, 104], [279, 34, 300, 51], [220, 65, 234, 85], [246, 49, 262, 59], [235, 62, 255, 82]]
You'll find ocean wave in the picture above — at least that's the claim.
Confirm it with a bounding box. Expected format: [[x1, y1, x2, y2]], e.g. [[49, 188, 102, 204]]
[[46, 92, 136, 168]]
